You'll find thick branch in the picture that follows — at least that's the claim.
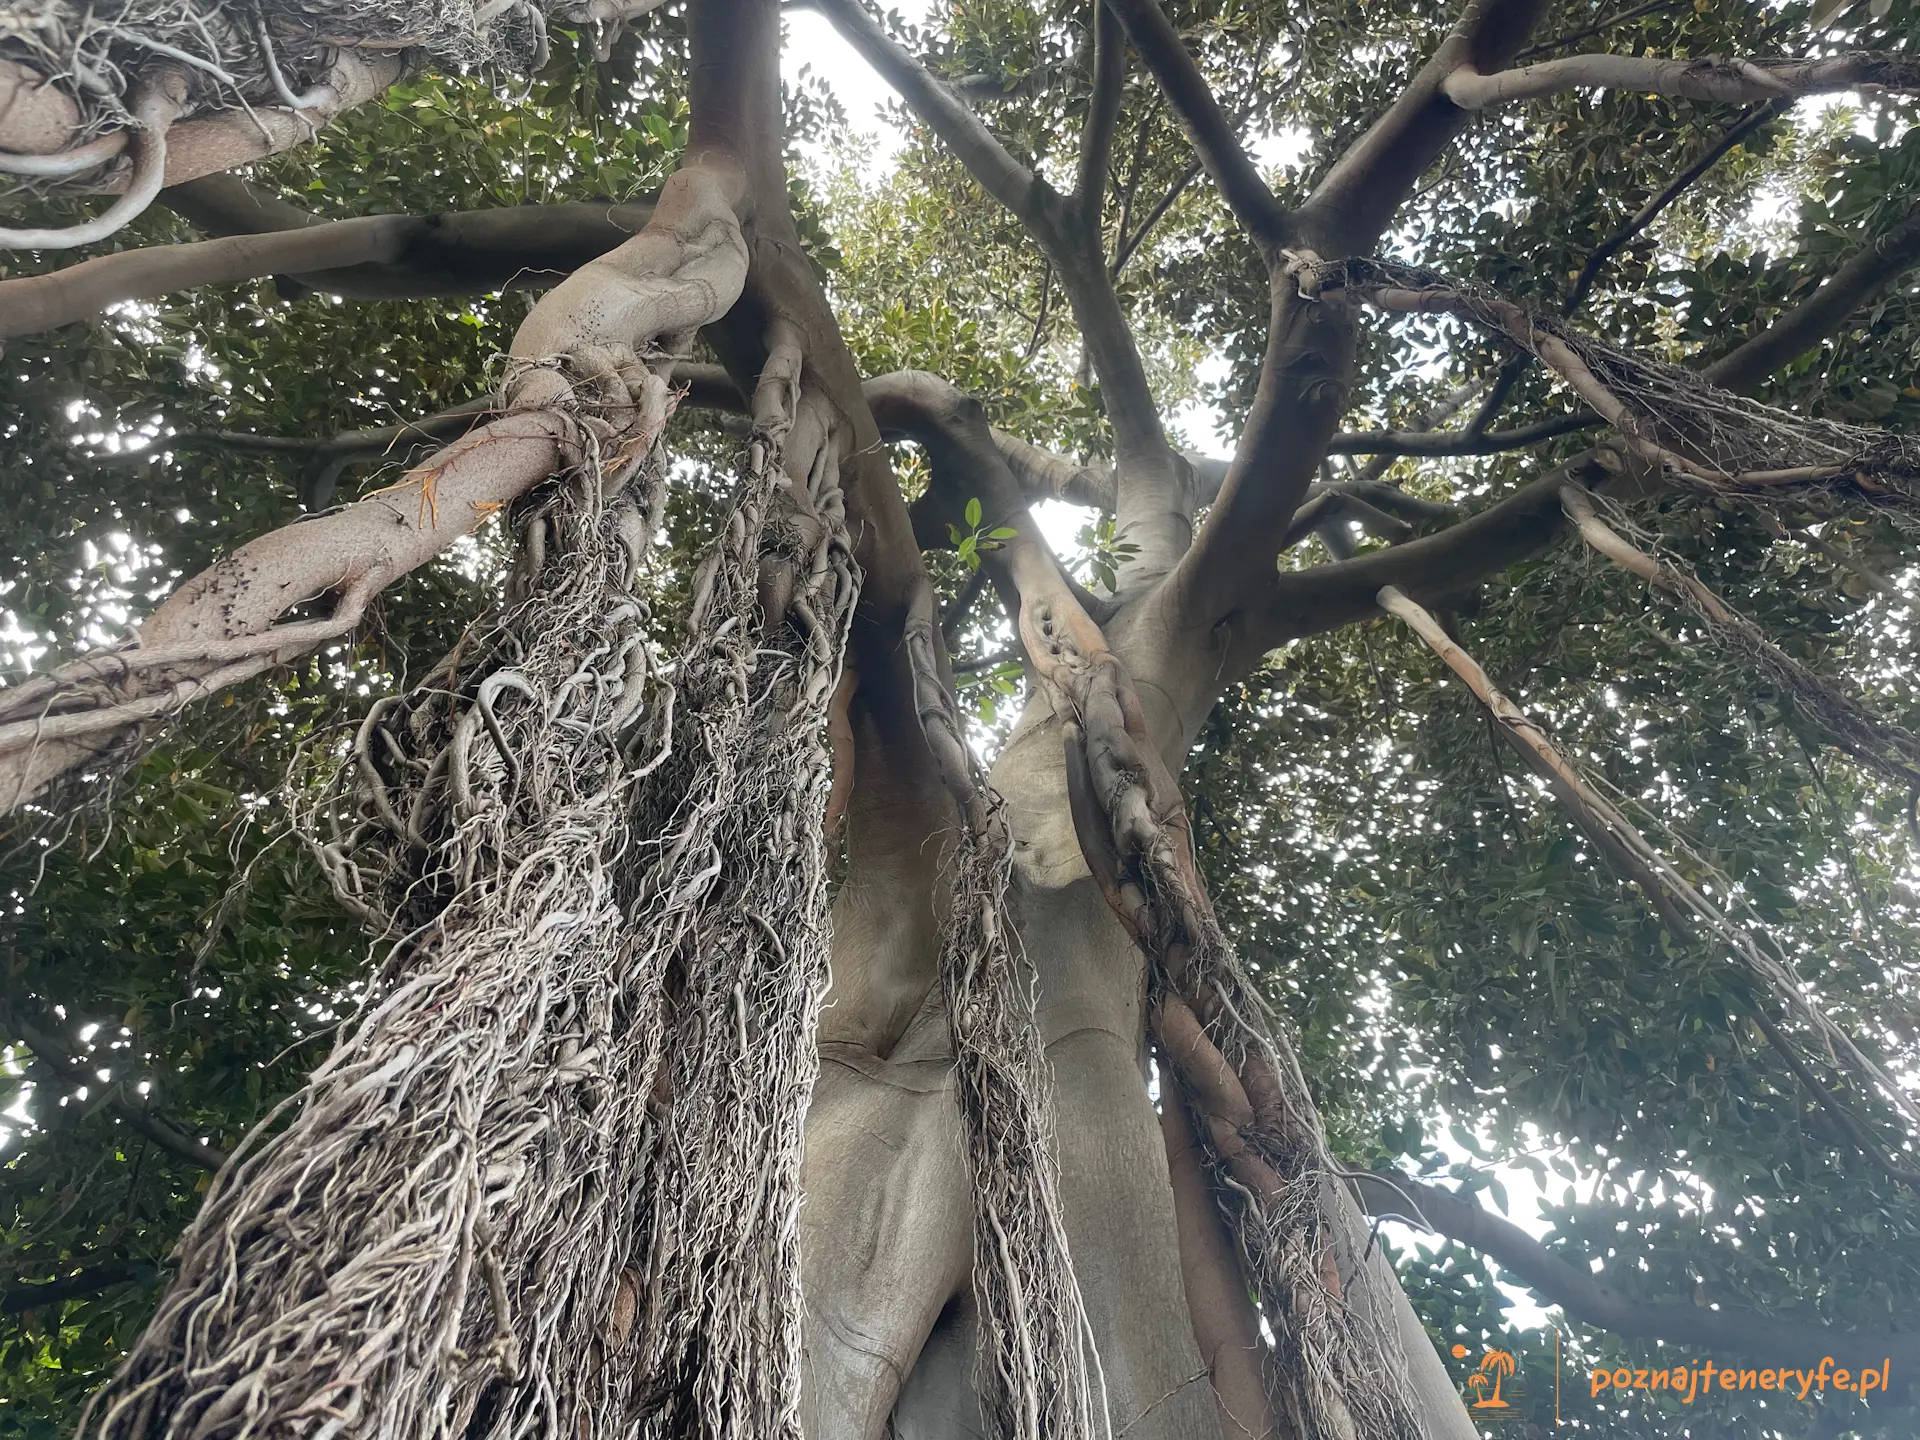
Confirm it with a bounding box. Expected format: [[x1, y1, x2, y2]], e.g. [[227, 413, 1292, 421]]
[[0, 51, 402, 236], [1075, 0, 1127, 238], [1297, 0, 1546, 255], [1353, 1170, 1920, 1373], [1443, 51, 1919, 110], [1, 159, 749, 812], [1223, 205, 1920, 682], [1165, 263, 1357, 627], [1705, 208, 1920, 391], [1101, 0, 1289, 252], [0, 196, 658, 336]]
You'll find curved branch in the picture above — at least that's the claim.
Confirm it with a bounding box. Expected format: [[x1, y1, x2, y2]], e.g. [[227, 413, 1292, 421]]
[[0, 71, 186, 251], [804, 0, 1187, 582], [1706, 207, 1920, 392], [0, 198, 658, 336], [0, 49, 407, 199], [1297, 0, 1546, 255], [1101, 0, 1289, 252], [1352, 1170, 1920, 1374], [1443, 50, 1919, 110]]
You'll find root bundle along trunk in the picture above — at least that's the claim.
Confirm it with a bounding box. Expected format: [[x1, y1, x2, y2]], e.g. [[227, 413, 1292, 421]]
[[79, 358, 858, 1439]]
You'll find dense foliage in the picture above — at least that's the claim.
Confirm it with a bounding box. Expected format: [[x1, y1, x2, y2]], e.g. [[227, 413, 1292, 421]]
[[4, 0, 1918, 1434]]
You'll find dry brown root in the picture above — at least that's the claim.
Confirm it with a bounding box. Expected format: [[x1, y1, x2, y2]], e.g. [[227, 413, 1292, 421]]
[[903, 588, 1104, 1440], [1378, 583, 1920, 1145], [1294, 255, 1920, 504], [78, 324, 859, 1438], [78, 399, 683, 1440], [614, 374, 859, 1439]]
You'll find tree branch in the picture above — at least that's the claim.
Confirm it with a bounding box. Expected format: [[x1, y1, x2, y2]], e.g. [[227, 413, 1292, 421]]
[[1101, 0, 1290, 253], [3, 1011, 229, 1171], [1512, 0, 1685, 60], [1222, 202, 1920, 678], [1075, 0, 1127, 239], [1705, 207, 1920, 391], [1163, 258, 1358, 628], [801, 0, 1058, 237], [1329, 409, 1597, 456], [0, 194, 659, 337], [1443, 51, 1919, 110], [2, 1262, 146, 1315], [1, 51, 404, 208], [1297, 0, 1547, 255], [1352, 1170, 1920, 1373], [1565, 102, 1782, 316], [1, 156, 751, 812], [1112, 157, 1200, 276], [804, 0, 1188, 583]]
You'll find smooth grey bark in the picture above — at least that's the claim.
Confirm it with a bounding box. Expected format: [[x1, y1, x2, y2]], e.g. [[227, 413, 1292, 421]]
[[803, 688, 1220, 1438]]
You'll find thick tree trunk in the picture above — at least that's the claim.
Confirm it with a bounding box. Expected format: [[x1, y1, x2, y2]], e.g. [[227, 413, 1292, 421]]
[[801, 585, 1479, 1438], [802, 693, 1218, 1437]]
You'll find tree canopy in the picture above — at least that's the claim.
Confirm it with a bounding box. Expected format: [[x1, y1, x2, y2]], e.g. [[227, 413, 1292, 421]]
[[3, 0, 1920, 1435]]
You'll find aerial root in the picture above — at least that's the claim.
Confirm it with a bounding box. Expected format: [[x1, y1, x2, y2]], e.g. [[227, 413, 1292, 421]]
[[904, 589, 1105, 1440], [1378, 583, 1920, 1146], [1033, 598, 1423, 1439], [1294, 255, 1920, 507], [1562, 482, 1920, 793], [77, 335, 859, 1439]]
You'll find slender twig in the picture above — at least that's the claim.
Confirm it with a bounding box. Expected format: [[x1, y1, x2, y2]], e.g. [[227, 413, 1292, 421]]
[[1565, 102, 1782, 317], [1112, 157, 1201, 276], [1513, 0, 1688, 61]]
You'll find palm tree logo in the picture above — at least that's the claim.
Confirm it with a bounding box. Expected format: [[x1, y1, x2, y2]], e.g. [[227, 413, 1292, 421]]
[[1473, 1348, 1516, 1408]]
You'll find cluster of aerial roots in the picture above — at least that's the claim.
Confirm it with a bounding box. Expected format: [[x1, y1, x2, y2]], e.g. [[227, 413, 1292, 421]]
[[76, 331, 859, 1439]]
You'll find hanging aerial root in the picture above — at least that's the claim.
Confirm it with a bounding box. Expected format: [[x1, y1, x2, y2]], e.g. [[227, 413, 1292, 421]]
[[0, 0, 670, 235], [903, 585, 1104, 1440], [1377, 583, 1920, 1147], [79, 373, 683, 1440], [1292, 255, 1920, 503], [1561, 482, 1920, 792], [78, 311, 856, 1440], [1031, 602, 1421, 1440], [613, 340, 859, 1439]]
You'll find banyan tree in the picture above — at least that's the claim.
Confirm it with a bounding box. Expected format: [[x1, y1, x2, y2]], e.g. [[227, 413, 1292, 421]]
[[3, 0, 1920, 1435]]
